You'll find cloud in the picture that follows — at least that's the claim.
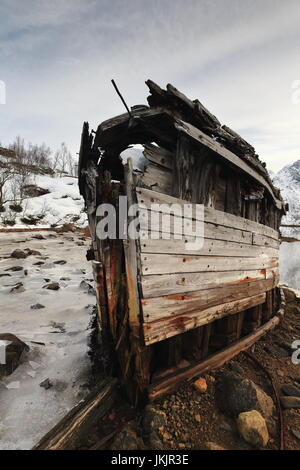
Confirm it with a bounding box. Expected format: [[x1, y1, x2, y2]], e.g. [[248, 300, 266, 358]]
[[0, 0, 300, 172]]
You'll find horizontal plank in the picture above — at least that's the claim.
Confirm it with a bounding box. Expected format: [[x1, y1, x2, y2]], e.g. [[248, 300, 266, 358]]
[[141, 253, 278, 276], [136, 187, 279, 241], [138, 164, 172, 194], [252, 233, 280, 249], [140, 236, 279, 258], [142, 278, 276, 323], [174, 120, 283, 211], [141, 268, 279, 298], [148, 315, 280, 399], [143, 144, 173, 170], [139, 209, 253, 244], [143, 293, 266, 345]]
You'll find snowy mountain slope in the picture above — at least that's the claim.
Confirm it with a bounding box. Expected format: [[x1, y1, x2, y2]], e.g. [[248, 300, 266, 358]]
[[0, 175, 87, 228], [272, 160, 300, 239]]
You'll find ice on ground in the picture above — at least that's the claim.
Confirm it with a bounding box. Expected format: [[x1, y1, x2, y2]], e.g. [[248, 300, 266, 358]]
[[0, 231, 94, 449]]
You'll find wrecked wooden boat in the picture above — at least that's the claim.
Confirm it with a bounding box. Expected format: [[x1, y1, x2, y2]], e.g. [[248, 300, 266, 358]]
[[78, 80, 287, 404]]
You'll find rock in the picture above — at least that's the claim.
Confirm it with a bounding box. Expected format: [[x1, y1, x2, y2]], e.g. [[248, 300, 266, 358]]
[[202, 442, 227, 450], [277, 370, 285, 377], [25, 249, 41, 256], [31, 303, 45, 310], [237, 410, 269, 448], [0, 273, 11, 277], [10, 249, 27, 259], [33, 261, 45, 266], [142, 405, 167, 449], [110, 422, 144, 450], [31, 234, 45, 240], [5, 266, 23, 272], [0, 333, 29, 377], [10, 282, 25, 294], [195, 414, 201, 423], [291, 429, 300, 441], [281, 384, 300, 397], [54, 260, 67, 265], [193, 377, 207, 393], [39, 378, 53, 390], [80, 280, 95, 295], [22, 184, 49, 197], [43, 282, 60, 290], [216, 371, 274, 418], [280, 396, 300, 409]]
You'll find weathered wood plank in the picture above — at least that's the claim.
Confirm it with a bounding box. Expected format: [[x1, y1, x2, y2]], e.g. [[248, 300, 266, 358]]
[[148, 315, 280, 400], [140, 237, 278, 258], [138, 164, 172, 194], [141, 268, 279, 298], [139, 209, 253, 244], [143, 144, 173, 170], [124, 159, 141, 338], [143, 293, 266, 345], [142, 278, 276, 323], [136, 187, 279, 241], [174, 120, 283, 210], [141, 253, 278, 276]]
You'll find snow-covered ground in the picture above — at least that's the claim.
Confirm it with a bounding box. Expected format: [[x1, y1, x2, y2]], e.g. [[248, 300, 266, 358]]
[[0, 175, 87, 228], [0, 231, 94, 449]]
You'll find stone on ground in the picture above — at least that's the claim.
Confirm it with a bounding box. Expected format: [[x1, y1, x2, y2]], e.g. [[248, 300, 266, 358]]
[[216, 371, 274, 418], [193, 377, 207, 393], [237, 410, 269, 448], [0, 333, 29, 378]]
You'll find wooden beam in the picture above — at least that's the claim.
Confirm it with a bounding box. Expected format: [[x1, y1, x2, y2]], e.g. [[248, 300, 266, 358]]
[[148, 316, 280, 400]]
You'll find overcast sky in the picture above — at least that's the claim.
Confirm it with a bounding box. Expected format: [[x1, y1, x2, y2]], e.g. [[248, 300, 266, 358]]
[[1, 0, 300, 172]]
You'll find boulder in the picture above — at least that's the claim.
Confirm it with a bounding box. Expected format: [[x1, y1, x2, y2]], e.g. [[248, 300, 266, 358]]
[[237, 410, 269, 448], [216, 371, 274, 418], [0, 333, 29, 377], [10, 249, 27, 259], [110, 422, 144, 450]]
